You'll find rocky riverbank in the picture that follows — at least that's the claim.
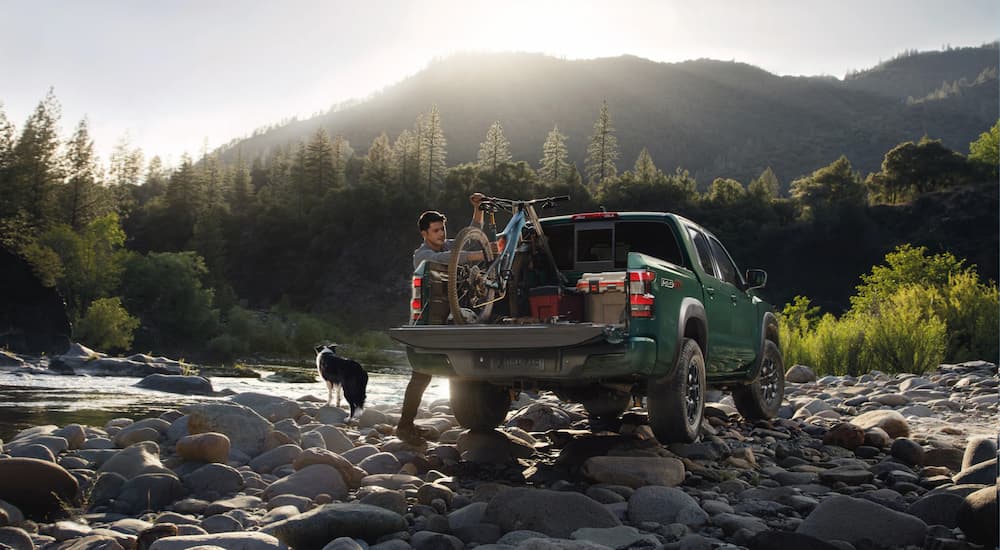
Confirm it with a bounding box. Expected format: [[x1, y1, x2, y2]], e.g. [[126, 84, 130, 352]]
[[0, 359, 996, 550]]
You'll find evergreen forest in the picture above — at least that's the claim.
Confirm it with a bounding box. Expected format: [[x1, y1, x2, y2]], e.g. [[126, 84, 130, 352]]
[[1, 47, 997, 373]]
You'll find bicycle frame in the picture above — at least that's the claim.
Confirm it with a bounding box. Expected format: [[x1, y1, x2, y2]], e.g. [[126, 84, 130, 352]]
[[478, 196, 562, 298]]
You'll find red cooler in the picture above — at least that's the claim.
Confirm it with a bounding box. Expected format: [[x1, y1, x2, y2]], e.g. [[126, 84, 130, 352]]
[[528, 286, 584, 322]]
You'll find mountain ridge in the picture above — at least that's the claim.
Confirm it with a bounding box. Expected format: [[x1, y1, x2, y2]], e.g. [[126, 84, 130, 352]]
[[219, 46, 998, 187]]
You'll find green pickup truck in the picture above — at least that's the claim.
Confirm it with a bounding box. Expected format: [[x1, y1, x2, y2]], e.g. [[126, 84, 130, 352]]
[[389, 211, 783, 443]]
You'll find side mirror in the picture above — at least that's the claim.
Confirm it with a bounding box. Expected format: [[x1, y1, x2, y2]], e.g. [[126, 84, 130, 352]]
[[745, 269, 767, 290]]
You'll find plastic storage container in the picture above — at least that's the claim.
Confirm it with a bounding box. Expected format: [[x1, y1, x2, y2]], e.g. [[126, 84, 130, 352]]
[[528, 286, 584, 322], [576, 272, 628, 324]]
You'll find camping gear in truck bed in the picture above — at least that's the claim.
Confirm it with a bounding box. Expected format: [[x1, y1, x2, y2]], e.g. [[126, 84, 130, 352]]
[[528, 286, 584, 322], [576, 272, 628, 324]]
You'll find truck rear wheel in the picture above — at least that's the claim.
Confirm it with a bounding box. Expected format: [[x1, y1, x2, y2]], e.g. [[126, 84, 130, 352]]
[[647, 338, 705, 443], [733, 340, 784, 421], [450, 379, 511, 430]]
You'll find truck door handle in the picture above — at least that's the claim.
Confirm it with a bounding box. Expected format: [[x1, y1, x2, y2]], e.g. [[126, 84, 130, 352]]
[[730, 294, 738, 304], [705, 286, 715, 296]]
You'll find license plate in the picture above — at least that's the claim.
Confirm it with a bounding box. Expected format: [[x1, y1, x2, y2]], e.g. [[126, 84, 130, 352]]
[[488, 355, 548, 370]]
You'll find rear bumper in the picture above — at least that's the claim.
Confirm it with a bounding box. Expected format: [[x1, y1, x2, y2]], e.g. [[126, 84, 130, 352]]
[[390, 324, 658, 380]]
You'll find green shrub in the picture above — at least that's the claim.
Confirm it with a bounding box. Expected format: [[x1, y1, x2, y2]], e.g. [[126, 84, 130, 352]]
[[936, 271, 999, 362], [74, 297, 140, 352], [860, 285, 947, 374], [808, 313, 866, 376]]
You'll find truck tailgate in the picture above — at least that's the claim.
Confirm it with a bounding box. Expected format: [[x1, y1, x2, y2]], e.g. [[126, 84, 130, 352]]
[[389, 323, 610, 350]]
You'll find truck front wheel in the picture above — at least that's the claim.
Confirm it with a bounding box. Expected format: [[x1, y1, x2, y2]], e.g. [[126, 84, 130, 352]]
[[450, 379, 512, 430], [733, 340, 784, 420], [647, 338, 705, 443]]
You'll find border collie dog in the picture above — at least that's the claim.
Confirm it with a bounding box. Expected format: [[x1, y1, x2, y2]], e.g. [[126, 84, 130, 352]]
[[314, 344, 368, 419]]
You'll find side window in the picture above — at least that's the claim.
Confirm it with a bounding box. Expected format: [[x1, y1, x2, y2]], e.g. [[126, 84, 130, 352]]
[[708, 236, 741, 287], [687, 228, 716, 277]]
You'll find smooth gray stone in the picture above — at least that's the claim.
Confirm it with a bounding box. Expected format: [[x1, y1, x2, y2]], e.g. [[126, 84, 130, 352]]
[[796, 494, 927, 547], [262, 503, 407, 548], [485, 488, 620, 538]]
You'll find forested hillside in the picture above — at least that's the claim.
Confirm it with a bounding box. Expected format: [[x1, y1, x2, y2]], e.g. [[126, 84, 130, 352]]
[[0, 45, 997, 363], [219, 45, 999, 187]]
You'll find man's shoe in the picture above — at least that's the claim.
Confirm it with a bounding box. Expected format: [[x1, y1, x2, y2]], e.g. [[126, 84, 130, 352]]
[[397, 423, 432, 444]]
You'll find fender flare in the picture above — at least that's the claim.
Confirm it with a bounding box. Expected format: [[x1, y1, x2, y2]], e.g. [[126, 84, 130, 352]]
[[744, 310, 780, 382], [671, 298, 708, 372]]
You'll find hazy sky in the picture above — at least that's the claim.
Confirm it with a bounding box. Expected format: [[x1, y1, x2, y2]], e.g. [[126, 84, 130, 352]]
[[2, 0, 997, 166]]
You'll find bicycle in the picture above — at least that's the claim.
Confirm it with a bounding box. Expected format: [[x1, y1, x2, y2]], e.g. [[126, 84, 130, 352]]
[[448, 195, 570, 324]]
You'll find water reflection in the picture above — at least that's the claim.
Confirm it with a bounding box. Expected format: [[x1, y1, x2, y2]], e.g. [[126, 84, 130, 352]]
[[0, 370, 450, 441]]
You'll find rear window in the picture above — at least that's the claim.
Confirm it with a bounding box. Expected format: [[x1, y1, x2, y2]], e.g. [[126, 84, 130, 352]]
[[545, 220, 683, 270]]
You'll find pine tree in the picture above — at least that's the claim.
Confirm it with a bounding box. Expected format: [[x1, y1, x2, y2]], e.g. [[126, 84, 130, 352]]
[[107, 133, 144, 214], [12, 88, 64, 227], [477, 120, 512, 173], [585, 101, 619, 186], [200, 150, 227, 213], [362, 132, 393, 190], [748, 166, 781, 200], [391, 129, 418, 187], [331, 134, 353, 188], [539, 125, 570, 185], [59, 118, 105, 230], [304, 128, 335, 197], [420, 105, 447, 195], [0, 103, 17, 218], [633, 147, 658, 183], [228, 148, 254, 213]]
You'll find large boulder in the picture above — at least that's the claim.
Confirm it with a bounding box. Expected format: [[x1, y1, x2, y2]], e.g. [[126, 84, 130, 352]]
[[292, 448, 366, 488], [97, 442, 165, 479], [784, 365, 817, 383], [0, 458, 80, 520], [182, 463, 244, 498], [262, 503, 407, 548], [850, 410, 910, 439], [184, 403, 273, 457], [627, 486, 708, 527], [114, 473, 187, 515], [505, 403, 572, 432], [581, 456, 684, 488], [176, 432, 231, 463], [483, 488, 620, 538], [957, 484, 998, 548], [952, 458, 998, 485], [250, 444, 303, 474], [149, 531, 288, 550], [796, 494, 927, 547], [962, 435, 997, 470], [262, 464, 348, 501], [230, 393, 302, 422], [136, 374, 215, 395]]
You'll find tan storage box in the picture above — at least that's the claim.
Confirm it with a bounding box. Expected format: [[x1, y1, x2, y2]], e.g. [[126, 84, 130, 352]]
[[577, 272, 627, 324]]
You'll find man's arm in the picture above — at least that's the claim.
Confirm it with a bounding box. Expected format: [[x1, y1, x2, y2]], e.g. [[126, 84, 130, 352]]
[[470, 192, 485, 227]]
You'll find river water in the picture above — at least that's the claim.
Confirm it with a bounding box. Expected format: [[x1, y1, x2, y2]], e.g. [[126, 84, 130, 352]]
[[0, 366, 452, 442]]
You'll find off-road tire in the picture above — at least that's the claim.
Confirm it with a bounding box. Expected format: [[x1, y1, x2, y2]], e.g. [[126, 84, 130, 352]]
[[733, 340, 784, 421], [450, 379, 511, 430], [448, 226, 496, 324], [647, 338, 706, 443]]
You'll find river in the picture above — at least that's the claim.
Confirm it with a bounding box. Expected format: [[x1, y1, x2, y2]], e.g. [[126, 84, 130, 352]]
[[0, 366, 452, 441]]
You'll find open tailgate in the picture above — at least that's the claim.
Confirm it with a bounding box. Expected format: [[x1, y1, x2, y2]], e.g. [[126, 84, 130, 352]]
[[389, 323, 609, 350]]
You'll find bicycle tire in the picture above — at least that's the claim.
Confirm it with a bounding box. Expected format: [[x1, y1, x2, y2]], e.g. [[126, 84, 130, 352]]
[[448, 226, 496, 324]]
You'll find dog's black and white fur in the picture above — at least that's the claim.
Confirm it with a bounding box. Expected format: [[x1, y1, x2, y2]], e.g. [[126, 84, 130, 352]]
[[314, 344, 368, 420]]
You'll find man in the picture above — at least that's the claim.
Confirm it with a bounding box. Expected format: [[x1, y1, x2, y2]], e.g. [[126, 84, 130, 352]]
[[397, 192, 487, 443]]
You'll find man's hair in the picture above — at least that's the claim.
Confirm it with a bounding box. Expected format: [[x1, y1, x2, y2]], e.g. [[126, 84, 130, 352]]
[[418, 210, 447, 232]]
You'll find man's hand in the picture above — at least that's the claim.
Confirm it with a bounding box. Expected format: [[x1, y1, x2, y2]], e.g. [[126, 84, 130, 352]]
[[470, 192, 486, 206]]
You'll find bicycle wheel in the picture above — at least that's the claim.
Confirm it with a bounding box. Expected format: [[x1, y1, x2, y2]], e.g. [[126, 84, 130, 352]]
[[448, 226, 496, 324]]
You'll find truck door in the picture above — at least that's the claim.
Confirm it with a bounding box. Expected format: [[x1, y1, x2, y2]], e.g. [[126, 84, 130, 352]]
[[686, 227, 738, 374], [707, 235, 758, 368]]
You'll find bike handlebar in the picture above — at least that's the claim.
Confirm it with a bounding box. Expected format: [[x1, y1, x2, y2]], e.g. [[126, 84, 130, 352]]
[[484, 195, 570, 208]]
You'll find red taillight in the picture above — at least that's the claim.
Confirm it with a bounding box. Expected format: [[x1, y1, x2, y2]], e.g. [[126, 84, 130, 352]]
[[571, 212, 619, 221], [628, 269, 655, 319], [496, 237, 506, 253], [410, 276, 423, 322]]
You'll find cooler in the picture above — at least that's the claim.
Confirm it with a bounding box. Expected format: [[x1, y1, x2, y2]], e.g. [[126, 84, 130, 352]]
[[576, 272, 628, 324], [528, 286, 584, 322]]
